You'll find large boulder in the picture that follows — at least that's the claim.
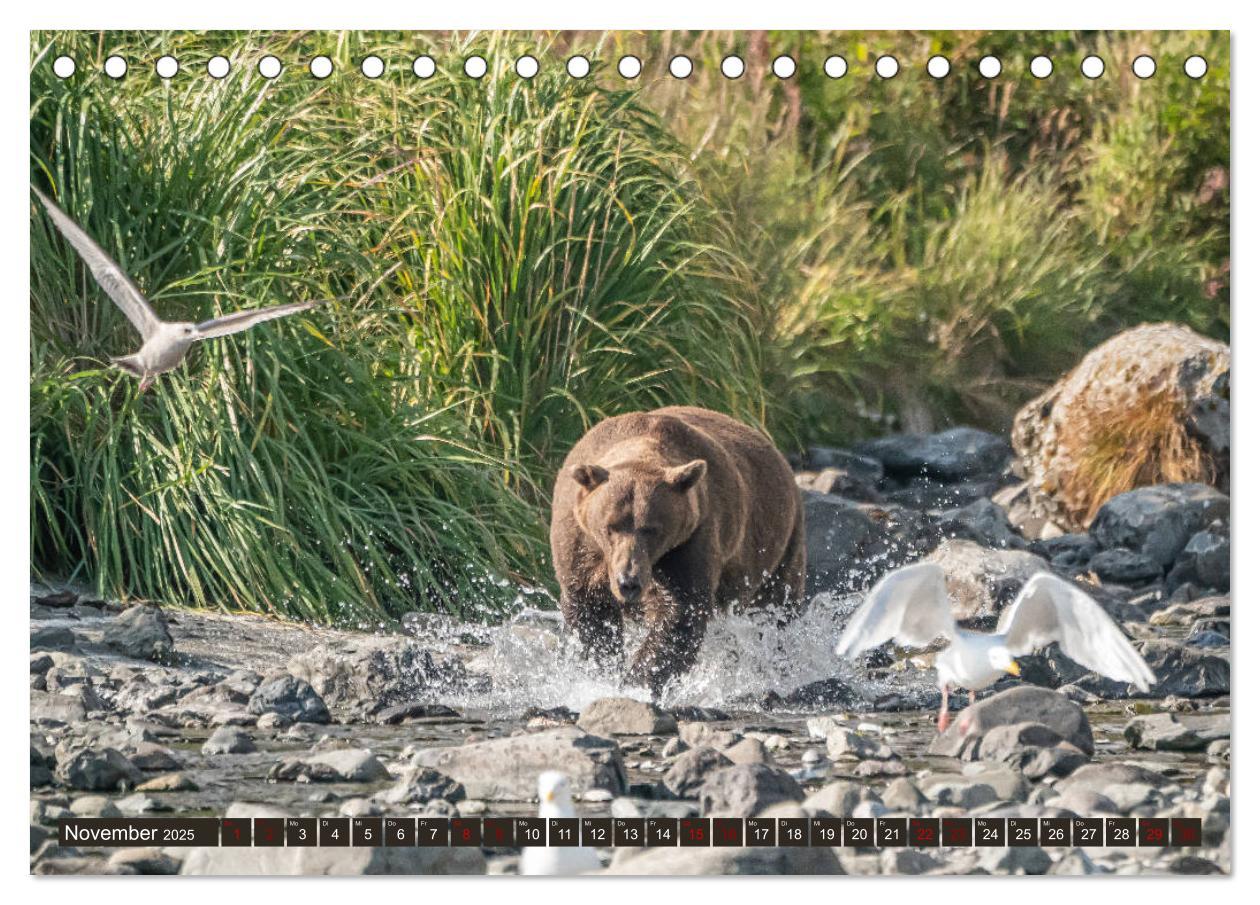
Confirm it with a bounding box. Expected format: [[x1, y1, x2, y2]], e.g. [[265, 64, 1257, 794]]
[[924, 539, 1051, 623], [577, 697, 677, 737], [929, 686, 1093, 758], [855, 428, 1011, 482], [1012, 323, 1229, 531], [803, 492, 936, 594], [247, 674, 330, 724], [101, 606, 174, 662], [1060, 639, 1227, 699], [409, 727, 626, 800], [1089, 483, 1229, 570], [698, 764, 803, 817]]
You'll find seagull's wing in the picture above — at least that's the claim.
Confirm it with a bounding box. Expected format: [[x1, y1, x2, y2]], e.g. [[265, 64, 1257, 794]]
[[834, 562, 957, 658], [193, 299, 326, 340], [999, 572, 1156, 692], [32, 186, 162, 340]]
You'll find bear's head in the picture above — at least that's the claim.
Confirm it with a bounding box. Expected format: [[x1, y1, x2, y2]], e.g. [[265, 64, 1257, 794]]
[[567, 457, 707, 604]]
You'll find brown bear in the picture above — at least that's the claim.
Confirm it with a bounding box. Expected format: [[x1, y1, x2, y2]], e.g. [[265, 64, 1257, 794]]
[[549, 406, 805, 696]]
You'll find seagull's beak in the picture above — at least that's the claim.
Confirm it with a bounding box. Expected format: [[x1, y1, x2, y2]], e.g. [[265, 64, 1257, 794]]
[[1006, 661, 1021, 676], [544, 790, 555, 802]]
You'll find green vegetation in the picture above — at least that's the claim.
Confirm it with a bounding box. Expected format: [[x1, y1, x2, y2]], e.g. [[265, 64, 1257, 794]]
[[30, 30, 1229, 621]]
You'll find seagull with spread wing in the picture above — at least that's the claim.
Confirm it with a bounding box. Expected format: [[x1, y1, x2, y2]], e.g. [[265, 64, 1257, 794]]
[[33, 186, 326, 391], [834, 562, 1156, 732]]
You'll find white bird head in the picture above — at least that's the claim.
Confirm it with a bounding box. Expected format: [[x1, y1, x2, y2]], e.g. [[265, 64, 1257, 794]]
[[987, 644, 1021, 676], [538, 770, 574, 806]]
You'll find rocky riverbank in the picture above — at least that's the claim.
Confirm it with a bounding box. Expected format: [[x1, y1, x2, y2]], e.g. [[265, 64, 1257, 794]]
[[30, 424, 1231, 876]]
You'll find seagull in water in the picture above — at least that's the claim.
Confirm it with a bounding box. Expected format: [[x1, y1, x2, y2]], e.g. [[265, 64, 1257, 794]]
[[32, 186, 326, 391], [834, 562, 1156, 732], [519, 771, 601, 876]]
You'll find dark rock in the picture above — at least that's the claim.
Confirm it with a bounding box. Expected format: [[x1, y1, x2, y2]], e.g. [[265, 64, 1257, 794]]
[[1122, 712, 1229, 751], [270, 749, 390, 783], [929, 686, 1093, 758], [1089, 483, 1229, 569], [802, 492, 936, 594], [374, 701, 461, 725], [856, 428, 1011, 482], [796, 467, 883, 503], [381, 766, 466, 805], [699, 764, 804, 817], [1186, 630, 1230, 648], [101, 606, 174, 662], [247, 674, 330, 724], [804, 447, 884, 481], [882, 476, 1002, 510], [126, 742, 182, 772], [34, 590, 79, 608], [1088, 549, 1163, 584], [202, 727, 256, 755], [781, 677, 862, 709], [577, 697, 678, 736], [668, 706, 730, 722], [663, 747, 733, 799], [108, 848, 181, 875], [30, 653, 54, 674], [30, 625, 77, 651], [287, 639, 469, 719], [1149, 596, 1230, 627], [1173, 530, 1230, 591], [939, 499, 1026, 549], [1062, 640, 1227, 699], [55, 747, 142, 791]]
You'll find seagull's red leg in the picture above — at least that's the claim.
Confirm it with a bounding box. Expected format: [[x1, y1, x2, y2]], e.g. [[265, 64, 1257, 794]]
[[936, 684, 951, 733], [968, 690, 976, 706], [138, 375, 153, 393]]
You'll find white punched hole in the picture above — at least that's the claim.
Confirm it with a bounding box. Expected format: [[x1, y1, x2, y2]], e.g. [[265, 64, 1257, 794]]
[[566, 55, 590, 79], [669, 55, 693, 79], [772, 55, 796, 79], [875, 55, 899, 79], [618, 55, 642, 79], [1081, 55, 1105, 79], [104, 55, 128, 79], [978, 55, 1002, 78], [412, 55, 436, 79], [207, 56, 230, 79], [1184, 55, 1208, 79], [1132, 55, 1156, 79], [310, 56, 333, 79], [515, 55, 539, 79], [823, 55, 847, 79], [52, 56, 76, 78], [721, 55, 745, 79], [926, 55, 950, 79], [1030, 55, 1053, 79], [361, 55, 385, 79], [258, 55, 282, 79], [464, 55, 488, 79], [155, 55, 179, 79]]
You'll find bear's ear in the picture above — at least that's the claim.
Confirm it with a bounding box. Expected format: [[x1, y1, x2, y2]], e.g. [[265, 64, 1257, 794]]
[[568, 464, 609, 492], [665, 459, 707, 491]]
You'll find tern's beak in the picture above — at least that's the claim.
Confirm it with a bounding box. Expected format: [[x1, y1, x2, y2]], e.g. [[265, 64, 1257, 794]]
[[1005, 661, 1021, 676]]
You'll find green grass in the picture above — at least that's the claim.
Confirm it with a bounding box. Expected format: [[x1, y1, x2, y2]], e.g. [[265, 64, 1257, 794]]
[[30, 30, 1229, 623]]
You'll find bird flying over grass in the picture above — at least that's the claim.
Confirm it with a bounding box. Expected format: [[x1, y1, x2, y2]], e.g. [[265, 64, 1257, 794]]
[[32, 185, 326, 391]]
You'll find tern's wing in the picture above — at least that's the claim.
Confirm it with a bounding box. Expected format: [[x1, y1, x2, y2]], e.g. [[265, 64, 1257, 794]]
[[32, 186, 162, 340], [194, 299, 325, 339], [999, 572, 1156, 692], [834, 562, 957, 658]]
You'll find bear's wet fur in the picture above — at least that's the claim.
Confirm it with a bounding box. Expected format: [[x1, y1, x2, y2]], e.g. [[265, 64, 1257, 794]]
[[550, 406, 805, 696]]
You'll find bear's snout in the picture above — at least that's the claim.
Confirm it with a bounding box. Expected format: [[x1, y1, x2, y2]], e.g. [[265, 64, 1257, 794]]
[[615, 571, 643, 603]]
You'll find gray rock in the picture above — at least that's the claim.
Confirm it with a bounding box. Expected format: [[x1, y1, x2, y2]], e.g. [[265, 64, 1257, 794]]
[[70, 795, 123, 817], [374, 701, 461, 725], [125, 741, 182, 772], [577, 697, 677, 737], [55, 747, 142, 791], [1048, 848, 1104, 875], [723, 737, 770, 765], [803, 492, 934, 594], [802, 780, 872, 817], [1149, 595, 1229, 627], [606, 841, 842, 875], [410, 726, 626, 801], [31, 625, 77, 651], [823, 727, 895, 761], [1174, 530, 1229, 590], [929, 686, 1093, 757], [1165, 854, 1224, 875], [804, 446, 884, 481], [135, 772, 199, 792], [247, 674, 330, 724], [1088, 549, 1163, 584], [660, 737, 687, 758], [31, 689, 87, 725], [919, 775, 1000, 809], [1046, 789, 1119, 817], [880, 848, 942, 875], [678, 722, 742, 750], [663, 747, 733, 799], [880, 777, 927, 812], [1052, 763, 1167, 800], [940, 498, 1026, 549], [30, 653, 54, 673], [1063, 640, 1228, 699], [108, 848, 181, 875], [1089, 483, 1229, 569], [609, 798, 698, 819], [856, 428, 1011, 482], [699, 764, 803, 817], [924, 540, 1052, 622], [1122, 712, 1229, 752], [381, 766, 466, 805], [975, 722, 1090, 779], [180, 803, 484, 874], [976, 845, 1052, 875], [202, 726, 257, 755], [101, 606, 174, 662], [270, 748, 390, 783]]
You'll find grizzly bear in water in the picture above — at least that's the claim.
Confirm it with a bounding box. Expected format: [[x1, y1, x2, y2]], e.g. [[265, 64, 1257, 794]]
[[549, 406, 805, 696]]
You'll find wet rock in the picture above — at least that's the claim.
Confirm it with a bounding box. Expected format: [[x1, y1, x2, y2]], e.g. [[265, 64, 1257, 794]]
[[1166, 854, 1224, 875], [1063, 640, 1228, 699], [1088, 549, 1163, 584], [125, 741, 182, 772], [924, 540, 1051, 622], [781, 677, 863, 709], [287, 638, 469, 719], [1089, 483, 1229, 570], [411, 726, 626, 801], [55, 747, 142, 791], [31, 625, 77, 651], [30, 653, 54, 674], [202, 726, 257, 755], [1031, 533, 1098, 571], [929, 686, 1093, 758], [803, 493, 934, 594], [108, 848, 181, 875], [975, 722, 1089, 779], [804, 446, 884, 481], [117, 793, 171, 815], [381, 766, 466, 805], [856, 428, 1010, 482], [374, 701, 461, 725], [1122, 712, 1229, 752], [698, 764, 803, 817], [1171, 530, 1229, 591], [270, 748, 390, 784], [796, 466, 884, 503], [112, 675, 179, 713], [247, 674, 330, 725], [1149, 596, 1229, 627], [663, 747, 733, 799], [577, 697, 677, 737], [101, 606, 174, 662], [939, 499, 1026, 550], [180, 803, 485, 874], [30, 744, 53, 787]]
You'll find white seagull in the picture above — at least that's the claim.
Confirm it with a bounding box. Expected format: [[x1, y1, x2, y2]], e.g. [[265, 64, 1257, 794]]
[[33, 186, 326, 391], [834, 562, 1156, 732], [519, 771, 602, 876]]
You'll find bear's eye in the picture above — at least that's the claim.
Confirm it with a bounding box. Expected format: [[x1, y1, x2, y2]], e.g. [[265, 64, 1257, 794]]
[[609, 519, 633, 534], [638, 525, 659, 537]]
